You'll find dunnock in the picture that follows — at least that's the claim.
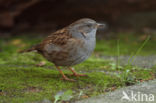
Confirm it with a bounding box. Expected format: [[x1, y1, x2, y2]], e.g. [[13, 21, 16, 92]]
[[20, 18, 104, 81]]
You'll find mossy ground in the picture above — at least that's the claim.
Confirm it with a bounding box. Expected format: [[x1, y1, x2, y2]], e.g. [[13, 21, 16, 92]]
[[0, 32, 156, 103]]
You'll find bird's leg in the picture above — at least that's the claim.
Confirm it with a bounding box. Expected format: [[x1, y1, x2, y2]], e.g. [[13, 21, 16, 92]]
[[69, 67, 87, 77], [55, 66, 75, 81]]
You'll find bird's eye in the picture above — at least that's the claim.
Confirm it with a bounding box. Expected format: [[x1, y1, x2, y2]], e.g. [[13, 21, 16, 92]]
[[86, 24, 92, 28]]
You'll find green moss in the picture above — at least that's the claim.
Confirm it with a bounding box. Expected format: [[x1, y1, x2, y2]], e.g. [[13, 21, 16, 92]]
[[0, 33, 155, 102]]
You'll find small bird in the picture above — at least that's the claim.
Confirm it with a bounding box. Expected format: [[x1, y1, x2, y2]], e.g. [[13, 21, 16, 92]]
[[20, 18, 104, 81]]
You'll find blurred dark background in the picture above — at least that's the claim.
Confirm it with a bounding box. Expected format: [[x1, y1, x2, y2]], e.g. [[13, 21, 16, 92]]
[[0, 0, 156, 36]]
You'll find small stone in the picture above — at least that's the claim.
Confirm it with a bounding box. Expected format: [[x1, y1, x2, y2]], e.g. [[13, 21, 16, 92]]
[[36, 61, 46, 67]]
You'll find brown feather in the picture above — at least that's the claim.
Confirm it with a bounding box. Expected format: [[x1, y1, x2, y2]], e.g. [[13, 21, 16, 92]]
[[38, 27, 72, 51]]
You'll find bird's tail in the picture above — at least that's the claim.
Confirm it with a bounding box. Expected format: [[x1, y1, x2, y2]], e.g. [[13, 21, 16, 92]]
[[19, 44, 39, 53]]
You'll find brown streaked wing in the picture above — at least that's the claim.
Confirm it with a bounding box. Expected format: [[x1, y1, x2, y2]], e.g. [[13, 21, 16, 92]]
[[38, 28, 72, 50]]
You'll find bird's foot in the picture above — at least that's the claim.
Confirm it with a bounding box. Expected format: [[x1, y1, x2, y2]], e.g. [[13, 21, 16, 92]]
[[68, 67, 88, 77], [71, 73, 88, 77], [61, 77, 76, 82]]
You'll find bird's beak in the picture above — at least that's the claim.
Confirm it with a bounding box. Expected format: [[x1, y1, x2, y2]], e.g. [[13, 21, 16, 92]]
[[96, 23, 106, 28]]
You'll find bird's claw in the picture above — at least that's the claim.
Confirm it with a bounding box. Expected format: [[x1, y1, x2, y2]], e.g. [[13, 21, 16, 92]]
[[61, 77, 76, 82], [71, 73, 88, 77]]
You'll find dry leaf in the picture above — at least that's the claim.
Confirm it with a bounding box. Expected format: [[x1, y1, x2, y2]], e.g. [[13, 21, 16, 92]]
[[81, 95, 89, 99], [11, 39, 22, 45]]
